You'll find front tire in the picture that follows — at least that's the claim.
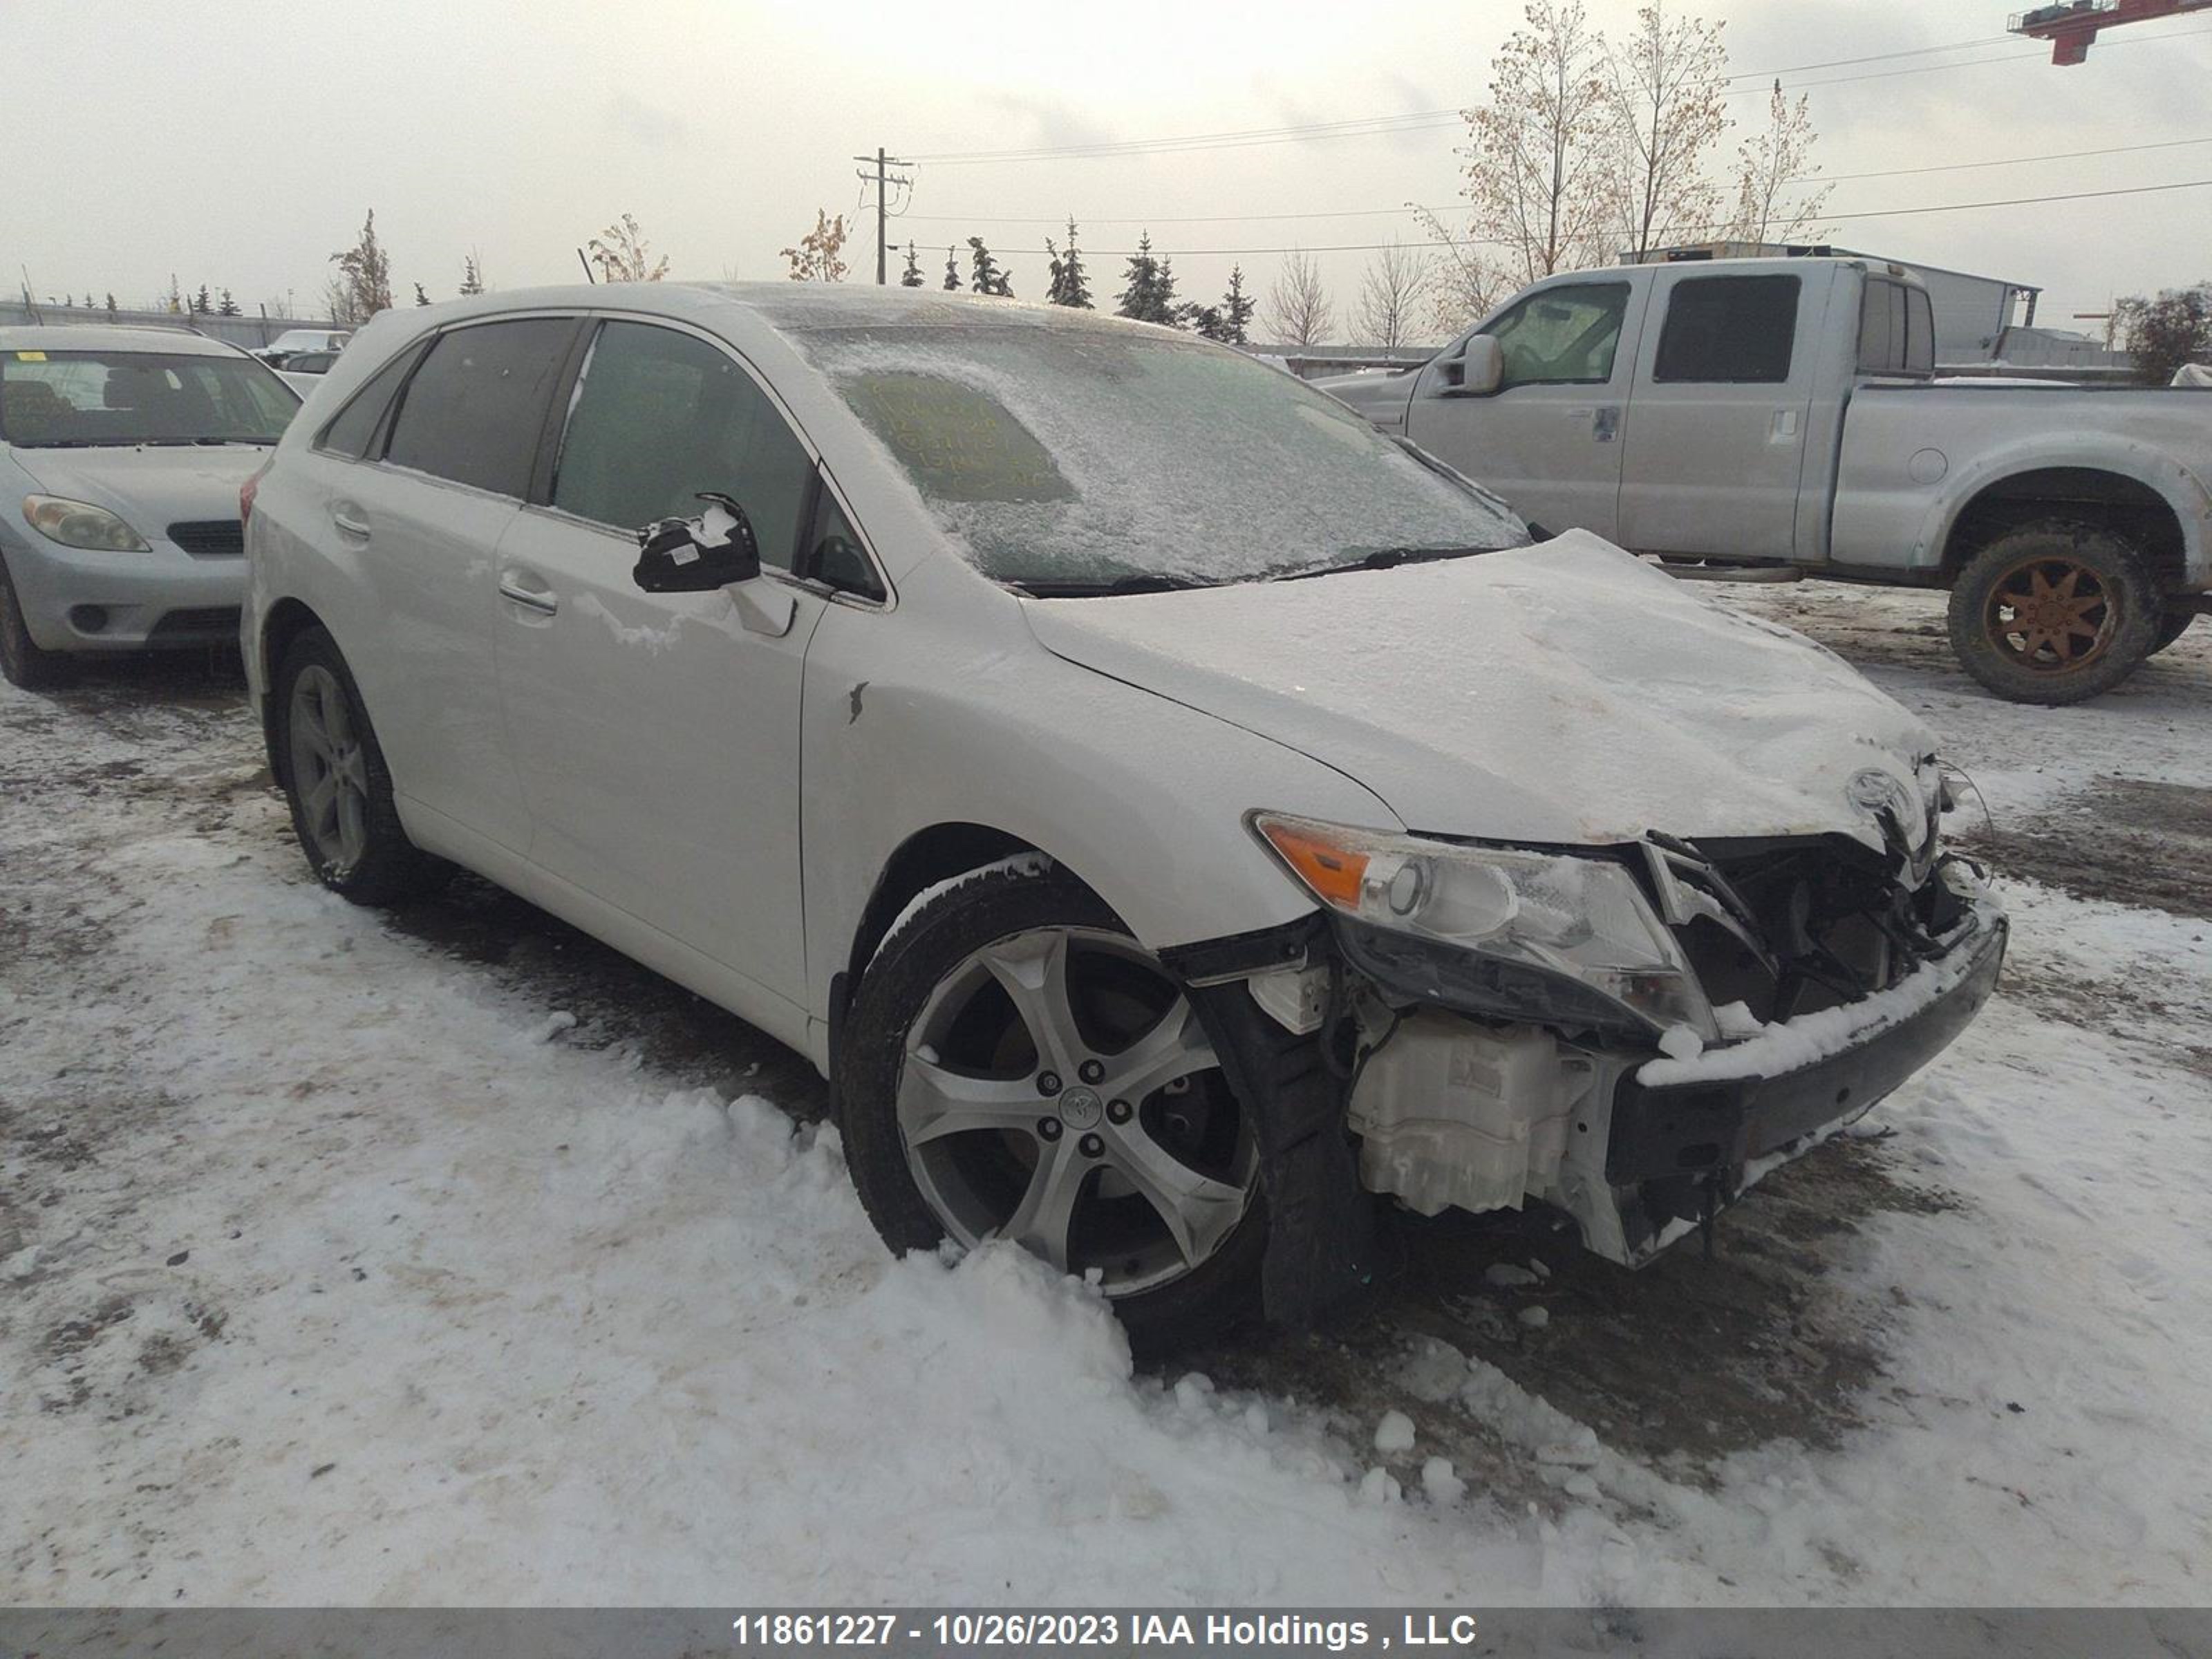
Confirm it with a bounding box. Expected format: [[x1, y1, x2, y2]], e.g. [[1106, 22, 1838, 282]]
[[0, 556, 71, 691], [273, 628, 451, 905], [1946, 519, 2162, 705], [837, 862, 1268, 1351]]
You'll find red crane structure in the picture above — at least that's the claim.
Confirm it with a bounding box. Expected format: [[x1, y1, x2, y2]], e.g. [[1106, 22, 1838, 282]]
[[2009, 0, 2212, 64]]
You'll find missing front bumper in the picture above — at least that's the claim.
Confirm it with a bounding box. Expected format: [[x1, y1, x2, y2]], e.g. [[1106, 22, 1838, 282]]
[[1332, 897, 2007, 1266], [1597, 902, 2007, 1259]]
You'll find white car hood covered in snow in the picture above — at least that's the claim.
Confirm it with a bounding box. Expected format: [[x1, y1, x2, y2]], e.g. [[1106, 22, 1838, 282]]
[[1023, 532, 1937, 851]]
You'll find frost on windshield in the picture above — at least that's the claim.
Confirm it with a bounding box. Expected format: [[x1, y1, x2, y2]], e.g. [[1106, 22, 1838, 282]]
[[791, 321, 1526, 588]]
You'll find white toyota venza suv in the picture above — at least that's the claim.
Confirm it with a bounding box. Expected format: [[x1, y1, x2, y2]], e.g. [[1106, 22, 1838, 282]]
[[243, 283, 2005, 1347]]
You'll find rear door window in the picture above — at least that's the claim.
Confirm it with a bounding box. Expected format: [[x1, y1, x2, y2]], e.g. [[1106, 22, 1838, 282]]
[[384, 319, 575, 497], [1653, 274, 1800, 383], [549, 320, 814, 569]]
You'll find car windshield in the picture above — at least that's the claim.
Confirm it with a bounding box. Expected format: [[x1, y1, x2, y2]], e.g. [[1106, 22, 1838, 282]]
[[796, 321, 1526, 590], [0, 348, 298, 448]]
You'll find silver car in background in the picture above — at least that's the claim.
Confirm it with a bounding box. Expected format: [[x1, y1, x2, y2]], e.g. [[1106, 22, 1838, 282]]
[[0, 326, 299, 688]]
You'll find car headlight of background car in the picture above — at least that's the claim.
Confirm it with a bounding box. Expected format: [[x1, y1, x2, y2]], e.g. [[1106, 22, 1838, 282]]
[[1253, 812, 1717, 1043], [21, 496, 151, 553]]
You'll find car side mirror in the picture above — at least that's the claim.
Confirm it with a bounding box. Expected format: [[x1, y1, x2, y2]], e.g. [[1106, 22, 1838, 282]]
[[1438, 335, 1503, 397], [633, 493, 762, 593]]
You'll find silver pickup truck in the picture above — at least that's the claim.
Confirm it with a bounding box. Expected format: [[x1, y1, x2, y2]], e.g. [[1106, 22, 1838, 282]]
[[1320, 256, 2211, 703]]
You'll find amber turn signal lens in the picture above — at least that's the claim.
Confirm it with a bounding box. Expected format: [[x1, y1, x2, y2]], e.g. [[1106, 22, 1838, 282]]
[[1257, 818, 1369, 908]]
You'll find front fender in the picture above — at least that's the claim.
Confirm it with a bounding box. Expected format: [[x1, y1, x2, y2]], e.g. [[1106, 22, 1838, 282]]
[[796, 573, 1397, 1060]]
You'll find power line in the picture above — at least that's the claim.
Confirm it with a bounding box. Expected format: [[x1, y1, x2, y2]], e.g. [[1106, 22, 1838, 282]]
[[1049, 177, 2212, 258], [901, 24, 2212, 166], [1821, 132, 2212, 182], [899, 134, 2212, 227], [900, 37, 2025, 167]]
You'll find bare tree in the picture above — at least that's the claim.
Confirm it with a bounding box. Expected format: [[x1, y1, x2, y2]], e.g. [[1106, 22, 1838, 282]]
[[1608, 2, 1730, 261], [328, 210, 393, 321], [1355, 241, 1432, 348], [1263, 250, 1334, 347], [1455, 1, 1614, 291], [780, 209, 850, 282], [1410, 204, 1503, 337], [588, 213, 669, 283], [1729, 79, 1832, 246]]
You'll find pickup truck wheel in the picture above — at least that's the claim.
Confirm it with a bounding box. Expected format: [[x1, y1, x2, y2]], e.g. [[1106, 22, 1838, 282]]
[[1947, 521, 2161, 705], [838, 862, 1268, 1353], [2151, 611, 2195, 655], [0, 557, 71, 691], [274, 628, 453, 906]]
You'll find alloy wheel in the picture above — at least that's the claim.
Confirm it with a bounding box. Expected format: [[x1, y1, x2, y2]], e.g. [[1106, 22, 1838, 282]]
[[897, 926, 1257, 1295], [287, 664, 372, 874]]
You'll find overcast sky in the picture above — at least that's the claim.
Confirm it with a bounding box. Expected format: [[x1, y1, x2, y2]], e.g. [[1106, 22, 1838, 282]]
[[9, 0, 2210, 337]]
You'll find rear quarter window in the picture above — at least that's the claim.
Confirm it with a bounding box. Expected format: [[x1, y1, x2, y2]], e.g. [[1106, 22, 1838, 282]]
[[315, 341, 428, 460], [1857, 278, 1934, 377]]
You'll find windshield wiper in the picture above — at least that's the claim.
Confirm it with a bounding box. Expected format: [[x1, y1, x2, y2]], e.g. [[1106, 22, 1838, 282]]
[[1276, 546, 1494, 583], [136, 436, 279, 447], [1012, 572, 1213, 598]]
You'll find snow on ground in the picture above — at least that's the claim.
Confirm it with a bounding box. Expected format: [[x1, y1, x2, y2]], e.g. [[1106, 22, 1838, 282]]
[[2, 585, 2209, 1606]]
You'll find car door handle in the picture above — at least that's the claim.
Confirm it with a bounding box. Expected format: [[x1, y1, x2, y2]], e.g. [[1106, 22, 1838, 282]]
[[498, 572, 559, 616], [331, 507, 371, 538]]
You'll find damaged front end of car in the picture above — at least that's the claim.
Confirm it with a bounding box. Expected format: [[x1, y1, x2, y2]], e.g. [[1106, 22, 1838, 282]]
[[1171, 783, 2006, 1317]]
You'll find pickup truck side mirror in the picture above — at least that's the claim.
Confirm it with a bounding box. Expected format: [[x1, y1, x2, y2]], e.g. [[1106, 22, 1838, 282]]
[[633, 493, 762, 593], [1437, 335, 1504, 397]]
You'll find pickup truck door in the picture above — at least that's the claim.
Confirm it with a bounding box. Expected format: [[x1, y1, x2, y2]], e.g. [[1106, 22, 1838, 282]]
[[1616, 268, 1820, 559], [1406, 277, 1642, 540]]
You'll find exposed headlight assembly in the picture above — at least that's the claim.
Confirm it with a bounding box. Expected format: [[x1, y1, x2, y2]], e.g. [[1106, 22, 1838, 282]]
[[22, 496, 151, 552], [1253, 813, 1716, 1044]]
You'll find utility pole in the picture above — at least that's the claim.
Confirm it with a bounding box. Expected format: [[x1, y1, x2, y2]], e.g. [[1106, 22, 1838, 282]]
[[853, 147, 915, 284]]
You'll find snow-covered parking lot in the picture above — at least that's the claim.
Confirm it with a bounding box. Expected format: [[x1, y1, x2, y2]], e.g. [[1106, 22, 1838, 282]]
[[3, 583, 2209, 1606]]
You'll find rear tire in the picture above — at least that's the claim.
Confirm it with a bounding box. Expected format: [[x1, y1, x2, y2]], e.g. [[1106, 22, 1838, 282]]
[[1946, 519, 2161, 705], [837, 861, 1269, 1353], [2151, 610, 2196, 655], [273, 627, 452, 906], [0, 557, 71, 691]]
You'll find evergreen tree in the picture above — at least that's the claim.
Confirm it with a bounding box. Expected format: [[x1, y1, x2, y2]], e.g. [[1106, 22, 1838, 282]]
[[967, 236, 1012, 297], [1115, 233, 1178, 325], [414, 282, 431, 306], [900, 242, 924, 288], [942, 246, 961, 292], [1044, 218, 1093, 308], [1182, 303, 1230, 340], [217, 288, 241, 316], [1221, 265, 1256, 344], [459, 254, 485, 296], [191, 283, 212, 315], [104, 292, 118, 316], [1156, 256, 1181, 321], [167, 274, 183, 314]]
